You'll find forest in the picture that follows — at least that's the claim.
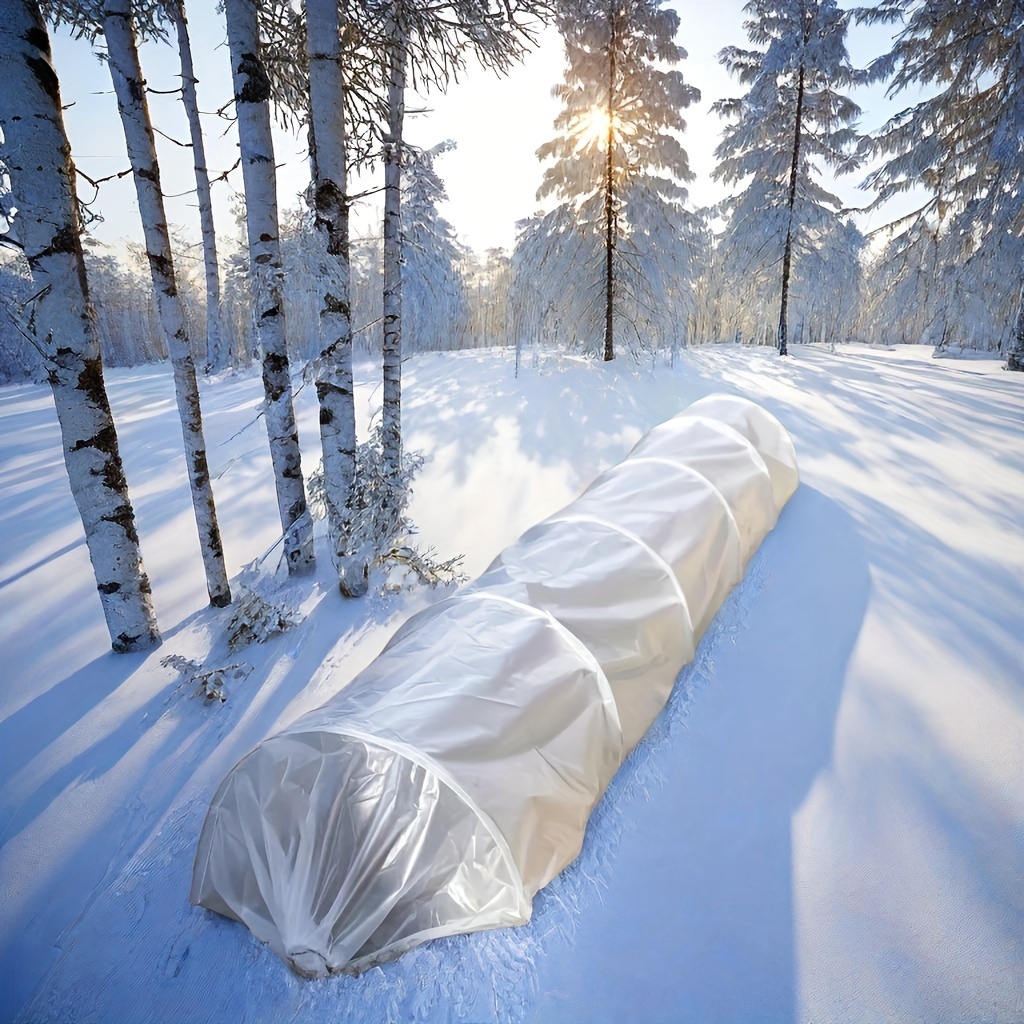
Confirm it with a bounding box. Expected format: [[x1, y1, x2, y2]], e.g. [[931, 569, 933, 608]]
[[0, 2, 1022, 1022], [2, 0, 1022, 653]]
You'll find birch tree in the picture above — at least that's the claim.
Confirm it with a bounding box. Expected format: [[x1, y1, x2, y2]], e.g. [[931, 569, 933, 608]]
[[94, 0, 231, 606], [223, 0, 316, 573], [530, 0, 701, 360], [164, 0, 228, 371], [858, 0, 1024, 370], [380, 13, 406, 488], [713, 0, 866, 355], [304, 0, 366, 596], [370, 0, 540, 487], [0, 0, 161, 652]]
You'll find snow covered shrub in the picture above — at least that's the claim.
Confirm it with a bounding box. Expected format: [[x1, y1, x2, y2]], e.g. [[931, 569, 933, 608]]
[[224, 570, 302, 651], [308, 425, 465, 592], [161, 654, 253, 703]]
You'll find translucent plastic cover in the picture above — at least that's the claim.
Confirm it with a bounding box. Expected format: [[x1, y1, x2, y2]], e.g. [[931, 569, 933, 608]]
[[191, 394, 799, 976]]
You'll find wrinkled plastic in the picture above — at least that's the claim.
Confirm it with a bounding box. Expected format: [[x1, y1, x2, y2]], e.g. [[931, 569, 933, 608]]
[[191, 394, 799, 976]]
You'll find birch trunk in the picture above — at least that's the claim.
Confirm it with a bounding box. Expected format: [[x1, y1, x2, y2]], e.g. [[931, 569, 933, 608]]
[[224, 0, 315, 575], [381, 28, 406, 488], [0, 1, 161, 652], [102, 0, 230, 607], [306, 0, 366, 596], [1006, 279, 1024, 371], [168, 0, 226, 371], [778, 59, 805, 359], [602, 1, 618, 363]]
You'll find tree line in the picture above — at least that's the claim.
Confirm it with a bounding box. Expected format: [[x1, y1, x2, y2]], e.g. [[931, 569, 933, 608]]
[[1, 0, 1022, 654]]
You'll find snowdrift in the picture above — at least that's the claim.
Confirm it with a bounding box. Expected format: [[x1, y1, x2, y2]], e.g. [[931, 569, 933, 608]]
[[191, 394, 799, 977]]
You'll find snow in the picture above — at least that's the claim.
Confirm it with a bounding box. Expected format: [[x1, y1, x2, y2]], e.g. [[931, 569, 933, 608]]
[[1, 344, 1021, 1023]]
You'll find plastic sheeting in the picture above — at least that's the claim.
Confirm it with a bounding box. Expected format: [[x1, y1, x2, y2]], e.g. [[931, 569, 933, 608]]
[[191, 393, 799, 976]]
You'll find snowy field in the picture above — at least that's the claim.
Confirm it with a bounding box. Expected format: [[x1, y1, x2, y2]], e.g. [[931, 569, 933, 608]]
[[1, 344, 1021, 1023]]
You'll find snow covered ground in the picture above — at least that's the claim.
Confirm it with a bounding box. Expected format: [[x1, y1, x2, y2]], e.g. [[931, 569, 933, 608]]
[[1, 344, 1021, 1023]]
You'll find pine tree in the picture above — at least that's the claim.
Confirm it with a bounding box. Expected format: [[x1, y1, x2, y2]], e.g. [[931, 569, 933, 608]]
[[0, 0, 161, 652], [530, 0, 701, 361], [401, 141, 469, 352], [858, 0, 1024, 369], [713, 0, 866, 355]]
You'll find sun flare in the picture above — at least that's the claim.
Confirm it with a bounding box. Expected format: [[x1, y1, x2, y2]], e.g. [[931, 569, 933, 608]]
[[577, 105, 615, 147]]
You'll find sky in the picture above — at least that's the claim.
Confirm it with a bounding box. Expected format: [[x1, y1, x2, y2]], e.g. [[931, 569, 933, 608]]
[[48, 1, 907, 262]]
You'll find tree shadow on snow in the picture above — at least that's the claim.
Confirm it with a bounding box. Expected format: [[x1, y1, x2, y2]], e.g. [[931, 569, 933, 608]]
[[11, 486, 868, 1024], [404, 350, 717, 491], [529, 485, 870, 1024], [2, 578, 419, 1020]]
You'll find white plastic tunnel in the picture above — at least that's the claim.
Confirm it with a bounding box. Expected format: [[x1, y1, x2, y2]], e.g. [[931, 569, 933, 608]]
[[191, 394, 799, 976]]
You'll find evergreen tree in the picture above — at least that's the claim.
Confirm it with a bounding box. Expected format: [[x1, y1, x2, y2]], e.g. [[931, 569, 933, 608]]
[[401, 141, 469, 352], [531, 0, 701, 360], [858, 0, 1024, 369], [713, 0, 866, 355]]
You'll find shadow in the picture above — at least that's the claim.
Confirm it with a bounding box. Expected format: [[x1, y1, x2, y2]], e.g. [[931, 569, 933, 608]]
[[403, 350, 722, 494], [0, 576, 421, 1020], [0, 538, 85, 590], [0, 649, 141, 811], [529, 486, 870, 1023]]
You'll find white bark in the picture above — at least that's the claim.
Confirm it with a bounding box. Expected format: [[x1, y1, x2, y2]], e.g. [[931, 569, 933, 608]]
[[306, 0, 366, 596], [1008, 280, 1024, 371], [102, 0, 231, 607], [0, 1, 160, 652], [168, 0, 226, 371], [382, 27, 406, 488], [224, 0, 315, 575]]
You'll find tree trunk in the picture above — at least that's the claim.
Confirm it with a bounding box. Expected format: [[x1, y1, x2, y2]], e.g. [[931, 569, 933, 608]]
[[224, 0, 315, 574], [102, 0, 231, 607], [0, 1, 161, 652], [778, 60, 806, 359], [169, 0, 226, 371], [306, 0, 365, 596], [603, 0, 618, 362], [382, 27, 406, 487], [1007, 279, 1024, 371]]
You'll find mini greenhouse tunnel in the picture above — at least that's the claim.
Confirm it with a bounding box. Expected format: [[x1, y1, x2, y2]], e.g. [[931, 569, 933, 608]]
[[190, 393, 799, 977]]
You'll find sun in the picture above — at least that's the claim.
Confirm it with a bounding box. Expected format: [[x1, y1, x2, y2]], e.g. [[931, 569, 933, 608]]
[[576, 105, 614, 148]]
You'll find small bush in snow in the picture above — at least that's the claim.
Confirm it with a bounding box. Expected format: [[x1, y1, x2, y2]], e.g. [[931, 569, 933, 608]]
[[224, 571, 301, 651], [308, 425, 465, 593], [161, 654, 253, 703]]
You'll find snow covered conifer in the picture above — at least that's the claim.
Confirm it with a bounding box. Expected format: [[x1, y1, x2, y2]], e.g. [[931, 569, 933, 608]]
[[713, 0, 866, 355], [0, 0, 161, 652], [529, 0, 701, 360], [858, 0, 1024, 369], [401, 141, 469, 352]]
